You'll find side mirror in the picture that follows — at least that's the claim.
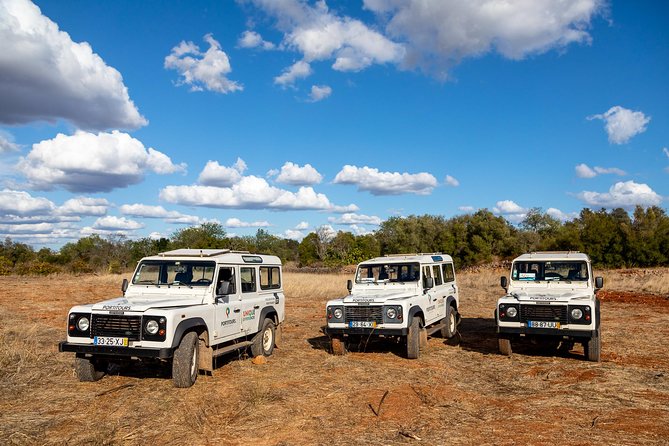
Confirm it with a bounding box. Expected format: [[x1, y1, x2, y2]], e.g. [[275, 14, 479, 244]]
[[347, 279, 353, 293], [595, 276, 604, 289], [424, 277, 434, 291], [121, 278, 128, 296], [500, 276, 508, 291]]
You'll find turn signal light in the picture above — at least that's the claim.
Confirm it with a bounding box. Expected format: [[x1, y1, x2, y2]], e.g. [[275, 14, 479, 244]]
[[159, 329, 165, 336]]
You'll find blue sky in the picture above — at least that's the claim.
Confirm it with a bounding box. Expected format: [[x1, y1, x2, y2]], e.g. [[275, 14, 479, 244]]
[[0, 0, 667, 247]]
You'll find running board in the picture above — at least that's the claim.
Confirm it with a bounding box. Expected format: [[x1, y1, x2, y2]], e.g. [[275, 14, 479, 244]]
[[425, 323, 445, 336], [212, 340, 253, 358]]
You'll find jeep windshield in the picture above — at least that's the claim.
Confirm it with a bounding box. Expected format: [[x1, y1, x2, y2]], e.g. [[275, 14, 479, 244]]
[[512, 261, 589, 282], [355, 262, 420, 283], [132, 260, 216, 287]]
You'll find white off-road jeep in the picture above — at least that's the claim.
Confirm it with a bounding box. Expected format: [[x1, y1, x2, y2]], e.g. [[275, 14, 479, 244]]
[[59, 249, 285, 387], [496, 251, 603, 361], [325, 254, 461, 359]]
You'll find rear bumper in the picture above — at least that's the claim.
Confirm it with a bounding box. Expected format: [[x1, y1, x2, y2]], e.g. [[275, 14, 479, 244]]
[[497, 326, 597, 339], [58, 341, 174, 359], [325, 326, 408, 337]]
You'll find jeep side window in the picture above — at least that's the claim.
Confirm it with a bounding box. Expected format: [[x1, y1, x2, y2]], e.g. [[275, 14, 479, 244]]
[[443, 263, 455, 283], [216, 267, 235, 295], [432, 265, 443, 286], [241, 267, 256, 293], [260, 266, 281, 290], [422, 265, 432, 288]]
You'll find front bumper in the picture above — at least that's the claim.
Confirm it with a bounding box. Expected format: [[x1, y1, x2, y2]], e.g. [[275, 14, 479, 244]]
[[59, 341, 174, 359], [325, 326, 408, 336], [497, 326, 597, 339]]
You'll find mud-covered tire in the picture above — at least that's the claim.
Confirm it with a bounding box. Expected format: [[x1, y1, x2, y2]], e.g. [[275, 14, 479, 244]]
[[440, 305, 458, 339], [172, 331, 199, 388], [75, 356, 105, 382], [331, 336, 346, 355], [406, 317, 422, 359], [251, 318, 276, 357], [584, 333, 601, 362], [498, 337, 512, 356]]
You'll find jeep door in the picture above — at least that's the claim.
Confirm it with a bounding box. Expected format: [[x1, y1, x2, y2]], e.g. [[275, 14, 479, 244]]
[[443, 262, 458, 305], [213, 266, 242, 342], [422, 265, 442, 324], [240, 266, 262, 334]]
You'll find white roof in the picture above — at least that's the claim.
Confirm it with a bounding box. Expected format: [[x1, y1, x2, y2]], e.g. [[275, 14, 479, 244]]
[[513, 251, 590, 262], [142, 249, 281, 265], [360, 253, 453, 265]]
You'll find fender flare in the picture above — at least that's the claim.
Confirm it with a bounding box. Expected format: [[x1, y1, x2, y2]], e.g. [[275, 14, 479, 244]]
[[257, 306, 278, 332], [407, 306, 424, 326], [171, 317, 207, 349]]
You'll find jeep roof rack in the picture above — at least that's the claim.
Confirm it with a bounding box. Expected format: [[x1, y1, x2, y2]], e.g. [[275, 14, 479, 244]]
[[158, 249, 250, 257], [384, 252, 443, 257]]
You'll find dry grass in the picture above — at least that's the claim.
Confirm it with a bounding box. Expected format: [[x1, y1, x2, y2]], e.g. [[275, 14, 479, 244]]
[[0, 269, 668, 445]]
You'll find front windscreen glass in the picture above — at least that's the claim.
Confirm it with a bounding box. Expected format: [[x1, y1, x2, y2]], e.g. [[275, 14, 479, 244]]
[[132, 261, 216, 286], [512, 261, 589, 282], [355, 263, 420, 283]]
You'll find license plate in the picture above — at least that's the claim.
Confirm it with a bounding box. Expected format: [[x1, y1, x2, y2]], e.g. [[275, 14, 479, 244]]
[[94, 336, 128, 346], [527, 321, 561, 329], [349, 321, 376, 328]]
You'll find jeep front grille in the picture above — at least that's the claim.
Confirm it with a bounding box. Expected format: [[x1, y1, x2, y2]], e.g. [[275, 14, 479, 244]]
[[91, 315, 142, 340], [344, 306, 383, 324], [520, 305, 568, 324]]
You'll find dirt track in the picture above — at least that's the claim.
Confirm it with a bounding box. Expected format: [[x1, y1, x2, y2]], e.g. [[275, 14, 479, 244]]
[[1, 272, 668, 445]]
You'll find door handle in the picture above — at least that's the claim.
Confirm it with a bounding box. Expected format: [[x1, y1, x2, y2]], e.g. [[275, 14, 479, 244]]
[[254, 305, 260, 309], [233, 309, 241, 313]]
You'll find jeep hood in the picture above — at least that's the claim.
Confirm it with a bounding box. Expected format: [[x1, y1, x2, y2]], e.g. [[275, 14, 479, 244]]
[[92, 296, 204, 312], [342, 290, 415, 303], [509, 290, 591, 302]]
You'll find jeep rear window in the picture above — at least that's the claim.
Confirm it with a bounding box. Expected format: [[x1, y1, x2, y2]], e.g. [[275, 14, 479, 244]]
[[132, 261, 216, 286], [355, 263, 420, 283], [512, 261, 589, 282]]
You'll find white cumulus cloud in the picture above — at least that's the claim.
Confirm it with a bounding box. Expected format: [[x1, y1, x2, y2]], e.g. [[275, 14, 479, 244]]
[[493, 200, 527, 223], [588, 106, 651, 144], [0, 189, 54, 216], [444, 175, 460, 187], [329, 213, 382, 226], [458, 206, 475, 213], [92, 216, 143, 231], [274, 162, 323, 186], [546, 208, 578, 222], [252, 0, 404, 81], [0, 131, 20, 153], [575, 163, 626, 178], [333, 165, 437, 195], [16, 130, 186, 192], [224, 218, 271, 228], [274, 60, 313, 87], [119, 203, 201, 225], [309, 85, 332, 102], [576, 181, 662, 209], [283, 229, 306, 241], [58, 197, 109, 216], [295, 221, 309, 230], [364, 0, 604, 76], [198, 158, 247, 187], [160, 176, 355, 212], [0, 0, 146, 130], [165, 33, 243, 94], [238, 30, 275, 50]]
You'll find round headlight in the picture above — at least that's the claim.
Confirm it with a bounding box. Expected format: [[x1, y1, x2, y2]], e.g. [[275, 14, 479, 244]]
[[145, 319, 159, 335], [571, 308, 583, 320], [333, 308, 343, 319], [386, 307, 397, 319], [77, 316, 90, 331], [506, 306, 517, 318]]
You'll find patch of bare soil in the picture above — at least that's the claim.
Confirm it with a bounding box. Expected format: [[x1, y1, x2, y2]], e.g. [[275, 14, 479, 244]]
[[0, 271, 668, 445]]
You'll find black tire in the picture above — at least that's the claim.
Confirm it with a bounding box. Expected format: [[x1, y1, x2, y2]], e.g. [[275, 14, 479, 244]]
[[251, 319, 276, 357], [331, 336, 346, 355], [172, 331, 199, 388], [584, 333, 601, 362], [75, 356, 105, 382], [406, 317, 422, 359], [498, 337, 512, 356], [440, 305, 458, 339]]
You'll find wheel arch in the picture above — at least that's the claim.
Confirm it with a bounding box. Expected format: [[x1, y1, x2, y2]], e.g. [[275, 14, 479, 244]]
[[171, 317, 208, 349]]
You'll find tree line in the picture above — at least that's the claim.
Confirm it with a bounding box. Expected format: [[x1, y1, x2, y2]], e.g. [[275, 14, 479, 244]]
[[1, 206, 668, 275]]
